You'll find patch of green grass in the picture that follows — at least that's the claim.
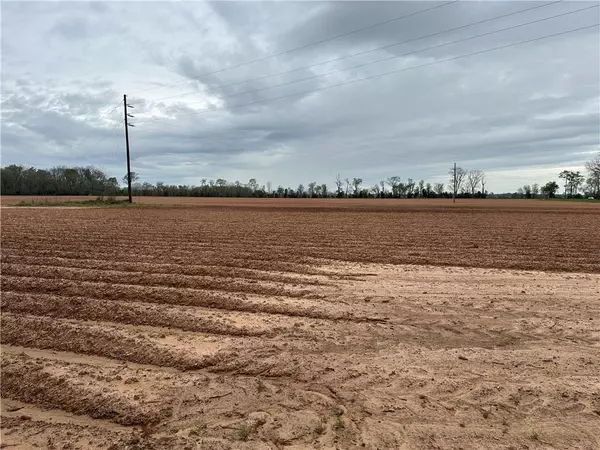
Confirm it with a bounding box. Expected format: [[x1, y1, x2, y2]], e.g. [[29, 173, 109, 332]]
[[234, 422, 254, 441]]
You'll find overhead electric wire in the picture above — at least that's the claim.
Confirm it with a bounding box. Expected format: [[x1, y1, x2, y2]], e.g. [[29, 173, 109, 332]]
[[146, 3, 595, 114], [146, 23, 598, 124], [129, 0, 459, 96], [69, 100, 123, 152], [146, 0, 563, 104]]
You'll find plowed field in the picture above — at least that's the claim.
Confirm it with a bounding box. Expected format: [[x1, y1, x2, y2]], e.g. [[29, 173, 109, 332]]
[[1, 200, 599, 449]]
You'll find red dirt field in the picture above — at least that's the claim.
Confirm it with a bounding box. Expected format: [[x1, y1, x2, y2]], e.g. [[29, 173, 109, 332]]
[[2, 194, 600, 210], [1, 200, 599, 449]]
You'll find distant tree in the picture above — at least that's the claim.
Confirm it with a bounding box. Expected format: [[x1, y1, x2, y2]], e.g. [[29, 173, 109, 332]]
[[433, 182, 444, 196], [418, 180, 425, 198], [307, 181, 317, 198], [387, 176, 401, 198], [405, 178, 415, 198], [480, 172, 486, 196], [344, 178, 351, 198], [585, 153, 600, 198], [531, 183, 540, 199], [379, 180, 386, 198], [523, 184, 532, 199], [559, 170, 584, 198], [335, 174, 344, 198], [449, 166, 467, 200], [122, 171, 139, 186], [466, 170, 484, 196], [247, 178, 259, 192], [370, 184, 380, 197], [352, 178, 363, 198], [297, 184, 305, 197], [540, 181, 559, 198], [320, 183, 328, 198]]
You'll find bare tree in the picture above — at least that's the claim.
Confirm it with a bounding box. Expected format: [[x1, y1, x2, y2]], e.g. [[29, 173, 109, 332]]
[[387, 176, 401, 198], [320, 183, 328, 198], [466, 170, 484, 196], [371, 184, 381, 198], [344, 178, 351, 198], [335, 174, 343, 198], [405, 178, 415, 198], [247, 178, 259, 192], [585, 153, 600, 198], [418, 180, 425, 198], [380, 180, 386, 197], [531, 183, 539, 198], [352, 178, 363, 197], [434, 182, 444, 196], [449, 165, 467, 200], [314, 184, 322, 198], [480, 173, 486, 195], [307, 181, 317, 197]]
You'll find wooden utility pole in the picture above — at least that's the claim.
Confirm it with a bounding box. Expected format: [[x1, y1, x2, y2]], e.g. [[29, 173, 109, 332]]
[[452, 162, 456, 203], [123, 94, 132, 203]]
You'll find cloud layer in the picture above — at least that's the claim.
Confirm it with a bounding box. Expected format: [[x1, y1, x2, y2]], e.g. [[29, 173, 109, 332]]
[[2, 1, 598, 192]]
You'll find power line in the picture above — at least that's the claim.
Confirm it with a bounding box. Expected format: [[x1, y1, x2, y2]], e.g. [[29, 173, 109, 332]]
[[129, 0, 459, 96], [69, 100, 123, 153], [149, 3, 595, 113], [146, 0, 562, 104], [145, 23, 598, 124]]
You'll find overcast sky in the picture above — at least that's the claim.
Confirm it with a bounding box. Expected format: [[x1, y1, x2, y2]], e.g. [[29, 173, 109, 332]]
[[2, 1, 599, 192]]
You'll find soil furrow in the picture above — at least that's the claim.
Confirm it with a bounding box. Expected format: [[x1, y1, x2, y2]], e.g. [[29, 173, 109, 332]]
[[0, 291, 270, 337], [0, 313, 222, 370], [1, 262, 314, 298], [1, 275, 363, 321], [0, 253, 328, 285], [0, 353, 172, 426]]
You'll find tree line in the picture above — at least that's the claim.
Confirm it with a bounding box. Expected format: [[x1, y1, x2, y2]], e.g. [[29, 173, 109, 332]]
[[2, 153, 598, 199], [509, 154, 600, 199], [0, 165, 488, 199], [0, 165, 119, 196]]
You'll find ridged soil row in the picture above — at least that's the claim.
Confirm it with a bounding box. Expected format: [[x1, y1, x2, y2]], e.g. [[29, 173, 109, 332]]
[[1, 275, 362, 321], [0, 291, 270, 337], [0, 314, 226, 370]]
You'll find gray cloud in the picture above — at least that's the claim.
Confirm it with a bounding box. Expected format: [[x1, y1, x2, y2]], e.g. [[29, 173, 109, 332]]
[[1, 1, 598, 192]]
